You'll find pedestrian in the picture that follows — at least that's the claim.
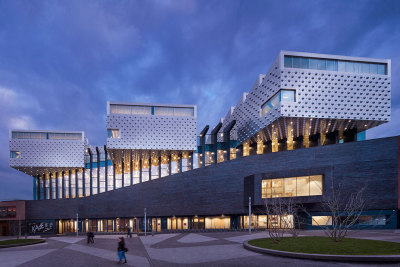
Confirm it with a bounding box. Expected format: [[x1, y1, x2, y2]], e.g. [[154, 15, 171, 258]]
[[127, 226, 132, 238], [117, 237, 127, 264], [90, 231, 95, 243], [87, 231, 94, 244]]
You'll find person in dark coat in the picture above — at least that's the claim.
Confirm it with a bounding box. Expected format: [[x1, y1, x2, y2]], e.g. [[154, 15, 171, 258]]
[[117, 237, 127, 264], [87, 231, 94, 244], [127, 226, 132, 238]]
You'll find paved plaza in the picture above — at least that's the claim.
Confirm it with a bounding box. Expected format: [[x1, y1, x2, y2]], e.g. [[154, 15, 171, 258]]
[[1, 230, 400, 266]]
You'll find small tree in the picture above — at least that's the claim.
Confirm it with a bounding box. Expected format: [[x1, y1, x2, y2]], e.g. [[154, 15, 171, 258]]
[[264, 197, 301, 243], [310, 176, 367, 242]]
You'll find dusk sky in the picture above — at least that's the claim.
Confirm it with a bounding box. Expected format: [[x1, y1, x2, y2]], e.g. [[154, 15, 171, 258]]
[[0, 0, 399, 200]]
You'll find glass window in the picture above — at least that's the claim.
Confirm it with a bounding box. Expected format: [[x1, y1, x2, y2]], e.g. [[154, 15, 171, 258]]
[[300, 57, 309, 69], [100, 167, 106, 193], [312, 216, 332, 226], [326, 60, 337, 71], [354, 62, 361, 73], [284, 56, 292, 68], [107, 129, 120, 138], [345, 62, 354, 72], [284, 177, 296, 197], [338, 61, 346, 72], [369, 63, 378, 74], [292, 57, 301, 68], [154, 107, 173, 116], [280, 90, 295, 102], [361, 63, 370, 73], [271, 178, 283, 198], [10, 151, 20, 159], [309, 58, 318, 69], [296, 176, 309, 196], [309, 175, 323, 195], [359, 215, 387, 225], [108, 164, 114, 190], [317, 59, 326, 70], [377, 64, 386, 75]]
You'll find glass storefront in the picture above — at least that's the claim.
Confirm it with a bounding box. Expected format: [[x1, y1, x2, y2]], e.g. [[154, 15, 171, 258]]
[[262, 175, 323, 198]]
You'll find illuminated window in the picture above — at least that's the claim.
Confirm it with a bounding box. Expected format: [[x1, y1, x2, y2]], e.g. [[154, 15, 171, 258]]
[[261, 90, 295, 116], [10, 151, 20, 159], [312, 216, 332, 226], [107, 129, 120, 138], [262, 175, 323, 198]]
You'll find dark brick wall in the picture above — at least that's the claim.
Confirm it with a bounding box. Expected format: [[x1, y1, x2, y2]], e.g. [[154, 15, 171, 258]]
[[26, 136, 399, 220]]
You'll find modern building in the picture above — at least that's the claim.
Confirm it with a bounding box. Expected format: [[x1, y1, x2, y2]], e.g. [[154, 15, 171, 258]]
[[4, 51, 398, 235]]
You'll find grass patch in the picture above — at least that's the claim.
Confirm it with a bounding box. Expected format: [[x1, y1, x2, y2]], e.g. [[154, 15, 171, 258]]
[[248, 236, 400, 255], [0, 239, 43, 246]]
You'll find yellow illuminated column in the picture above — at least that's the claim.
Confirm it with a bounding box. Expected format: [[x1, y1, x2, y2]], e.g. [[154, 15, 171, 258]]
[[257, 139, 263, 154], [271, 127, 278, 152], [287, 124, 293, 150], [243, 141, 250, 156], [217, 150, 224, 163], [303, 121, 310, 148], [230, 148, 236, 160]]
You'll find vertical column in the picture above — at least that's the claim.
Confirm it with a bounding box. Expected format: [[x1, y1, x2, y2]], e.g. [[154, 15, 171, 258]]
[[97, 148, 100, 193], [158, 155, 162, 177], [62, 171, 65, 199], [105, 146, 108, 192], [113, 163, 116, 190], [82, 168, 86, 197], [178, 152, 182, 173], [89, 152, 93, 196], [148, 156, 152, 181], [130, 150, 133, 186], [139, 159, 142, 183], [55, 173, 58, 199], [43, 175, 47, 200], [168, 154, 172, 176], [236, 144, 243, 158], [249, 143, 257, 155], [49, 174, 53, 200], [75, 169, 78, 198], [37, 176, 41, 200], [190, 152, 194, 170], [68, 170, 72, 198], [122, 160, 125, 187]]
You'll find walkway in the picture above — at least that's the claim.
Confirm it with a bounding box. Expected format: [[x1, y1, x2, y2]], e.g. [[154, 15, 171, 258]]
[[0, 230, 399, 266]]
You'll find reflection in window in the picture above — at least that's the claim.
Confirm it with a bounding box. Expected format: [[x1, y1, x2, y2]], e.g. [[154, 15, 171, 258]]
[[261, 90, 295, 116], [107, 129, 120, 138], [10, 151, 20, 159], [284, 55, 387, 75], [108, 165, 114, 190], [262, 175, 323, 198]]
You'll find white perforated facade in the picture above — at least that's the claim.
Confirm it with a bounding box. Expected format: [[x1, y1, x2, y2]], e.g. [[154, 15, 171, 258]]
[[218, 51, 391, 145], [106, 102, 197, 151], [9, 130, 85, 176]]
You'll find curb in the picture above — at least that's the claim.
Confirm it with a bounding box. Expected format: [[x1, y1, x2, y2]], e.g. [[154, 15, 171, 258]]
[[0, 239, 45, 249], [243, 241, 400, 262]]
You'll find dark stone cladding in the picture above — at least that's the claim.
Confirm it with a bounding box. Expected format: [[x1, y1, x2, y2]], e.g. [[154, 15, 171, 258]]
[[25, 136, 399, 220]]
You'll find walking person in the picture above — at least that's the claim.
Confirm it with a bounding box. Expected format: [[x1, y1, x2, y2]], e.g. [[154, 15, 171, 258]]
[[127, 226, 132, 238], [117, 237, 127, 264], [87, 231, 94, 244]]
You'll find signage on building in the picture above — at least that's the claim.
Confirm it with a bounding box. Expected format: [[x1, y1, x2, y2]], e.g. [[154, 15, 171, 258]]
[[27, 220, 55, 234]]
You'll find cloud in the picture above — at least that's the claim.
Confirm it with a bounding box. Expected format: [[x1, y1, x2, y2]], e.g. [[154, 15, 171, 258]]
[[9, 115, 36, 130]]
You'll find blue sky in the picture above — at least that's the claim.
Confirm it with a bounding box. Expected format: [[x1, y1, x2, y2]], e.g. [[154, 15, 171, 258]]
[[0, 0, 399, 200]]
